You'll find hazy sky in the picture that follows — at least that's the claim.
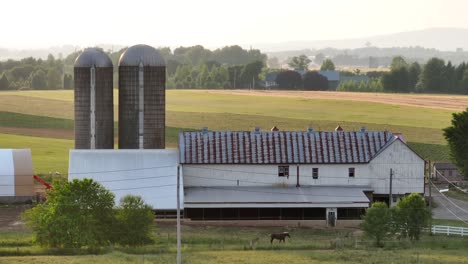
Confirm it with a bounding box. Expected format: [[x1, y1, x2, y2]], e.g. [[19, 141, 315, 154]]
[[2, 0, 467, 49]]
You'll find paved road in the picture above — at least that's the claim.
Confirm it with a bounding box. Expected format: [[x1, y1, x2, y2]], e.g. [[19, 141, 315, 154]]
[[430, 185, 468, 221]]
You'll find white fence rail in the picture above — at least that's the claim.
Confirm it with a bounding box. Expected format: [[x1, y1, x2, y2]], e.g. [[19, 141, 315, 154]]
[[431, 225, 468, 236]]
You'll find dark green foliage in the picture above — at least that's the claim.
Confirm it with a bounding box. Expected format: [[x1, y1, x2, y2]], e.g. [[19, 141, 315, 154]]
[[361, 202, 392, 246], [381, 57, 411, 92], [47, 68, 62, 89], [30, 70, 47, 90], [0, 74, 10, 90], [275, 70, 302, 89], [408, 62, 421, 90], [443, 109, 468, 178], [23, 179, 115, 248], [114, 195, 154, 246], [320, 59, 335, 71], [394, 193, 431, 240], [420, 58, 447, 93], [303, 71, 328, 90], [288, 55, 311, 71]]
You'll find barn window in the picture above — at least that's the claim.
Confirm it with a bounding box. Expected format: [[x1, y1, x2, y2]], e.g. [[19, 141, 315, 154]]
[[278, 166, 289, 177], [312, 168, 319, 179], [449, 170, 453, 177], [348, 168, 355, 177]]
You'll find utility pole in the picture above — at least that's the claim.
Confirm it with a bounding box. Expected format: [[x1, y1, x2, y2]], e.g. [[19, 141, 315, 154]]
[[428, 161, 432, 208], [389, 168, 393, 207], [177, 165, 181, 264], [428, 161, 432, 233]]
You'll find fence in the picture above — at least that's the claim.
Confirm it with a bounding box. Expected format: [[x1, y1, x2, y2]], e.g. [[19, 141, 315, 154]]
[[431, 225, 468, 236]]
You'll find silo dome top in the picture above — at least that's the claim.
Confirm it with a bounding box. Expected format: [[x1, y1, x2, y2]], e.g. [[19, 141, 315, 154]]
[[74, 48, 113, 68], [118, 44, 166, 67]]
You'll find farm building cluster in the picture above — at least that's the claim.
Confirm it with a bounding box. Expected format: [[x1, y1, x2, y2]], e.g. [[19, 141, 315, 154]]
[[1, 44, 426, 226]]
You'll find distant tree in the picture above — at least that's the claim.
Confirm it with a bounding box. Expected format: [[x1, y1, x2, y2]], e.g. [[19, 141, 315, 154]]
[[420, 58, 446, 93], [275, 70, 302, 90], [381, 57, 410, 92], [361, 202, 392, 246], [288, 55, 311, 71], [23, 179, 115, 248], [444, 61, 456, 93], [320, 59, 335, 71], [114, 195, 154, 246], [240, 60, 264, 88], [394, 193, 431, 240], [303, 71, 328, 91], [390, 56, 408, 70], [0, 74, 10, 90], [462, 68, 468, 94], [443, 109, 468, 178], [408, 62, 421, 91], [30, 70, 47, 90], [166, 59, 181, 76], [47, 68, 62, 89]]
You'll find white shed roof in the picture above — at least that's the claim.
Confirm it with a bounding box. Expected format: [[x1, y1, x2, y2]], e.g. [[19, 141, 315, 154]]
[[69, 149, 182, 210], [185, 185, 371, 208]]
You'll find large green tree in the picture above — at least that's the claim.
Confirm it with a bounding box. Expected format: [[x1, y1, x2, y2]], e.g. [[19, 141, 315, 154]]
[[0, 74, 10, 90], [394, 193, 431, 240], [443, 109, 468, 178], [114, 195, 154, 246], [420, 58, 446, 93], [288, 55, 311, 71], [276, 70, 303, 90], [23, 179, 115, 248], [361, 202, 392, 246], [303, 71, 328, 91], [30, 70, 47, 90]]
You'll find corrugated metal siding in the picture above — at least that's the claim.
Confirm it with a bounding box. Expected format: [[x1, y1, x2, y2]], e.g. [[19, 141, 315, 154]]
[[180, 131, 394, 164]]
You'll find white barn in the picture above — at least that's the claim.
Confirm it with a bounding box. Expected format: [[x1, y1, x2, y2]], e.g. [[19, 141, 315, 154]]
[[69, 149, 183, 217], [0, 149, 35, 202], [179, 128, 425, 225]]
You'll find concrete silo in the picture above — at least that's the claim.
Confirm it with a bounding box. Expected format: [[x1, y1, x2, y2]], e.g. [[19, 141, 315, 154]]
[[118, 44, 166, 149], [74, 48, 114, 149]]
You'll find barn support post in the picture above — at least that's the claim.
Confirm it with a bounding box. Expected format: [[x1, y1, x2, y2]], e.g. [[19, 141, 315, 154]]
[[296, 165, 300, 187]]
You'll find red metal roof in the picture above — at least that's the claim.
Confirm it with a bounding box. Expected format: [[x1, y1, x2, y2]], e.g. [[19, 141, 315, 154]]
[[179, 130, 395, 164]]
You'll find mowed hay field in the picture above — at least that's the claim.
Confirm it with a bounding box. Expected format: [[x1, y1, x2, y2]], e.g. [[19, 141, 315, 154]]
[[0, 89, 464, 175]]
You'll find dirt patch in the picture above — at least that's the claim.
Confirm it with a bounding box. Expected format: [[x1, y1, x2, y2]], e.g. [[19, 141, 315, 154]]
[[196, 90, 468, 111], [0, 207, 29, 231], [0, 127, 73, 139]]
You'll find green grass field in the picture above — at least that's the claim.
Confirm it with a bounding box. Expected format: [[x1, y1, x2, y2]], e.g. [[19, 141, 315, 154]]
[[1, 224, 468, 264], [0, 90, 461, 175]]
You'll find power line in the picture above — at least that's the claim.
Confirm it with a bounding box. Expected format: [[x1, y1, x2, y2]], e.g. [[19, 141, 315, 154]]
[[431, 181, 468, 216]]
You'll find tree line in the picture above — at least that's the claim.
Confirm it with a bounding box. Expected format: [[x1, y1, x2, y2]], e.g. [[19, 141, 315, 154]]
[[0, 55, 71, 90], [0, 45, 266, 91]]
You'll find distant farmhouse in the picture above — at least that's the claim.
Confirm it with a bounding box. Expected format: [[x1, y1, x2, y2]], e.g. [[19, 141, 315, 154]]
[[433, 162, 463, 182]]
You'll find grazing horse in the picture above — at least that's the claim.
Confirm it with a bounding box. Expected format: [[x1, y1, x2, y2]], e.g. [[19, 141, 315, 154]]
[[270, 232, 290, 244]]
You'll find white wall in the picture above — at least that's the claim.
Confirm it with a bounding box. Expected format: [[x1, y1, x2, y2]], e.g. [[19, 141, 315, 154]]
[[0, 150, 14, 196], [69, 149, 182, 210], [183, 140, 425, 195]]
